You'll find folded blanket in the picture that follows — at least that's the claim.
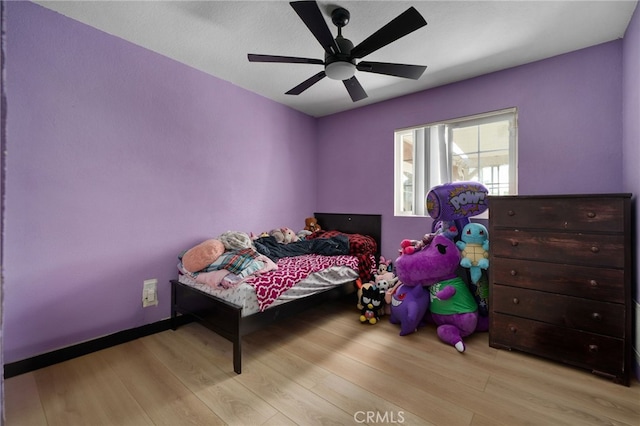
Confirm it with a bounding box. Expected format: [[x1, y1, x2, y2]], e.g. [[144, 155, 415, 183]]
[[179, 248, 262, 276], [191, 254, 278, 289]]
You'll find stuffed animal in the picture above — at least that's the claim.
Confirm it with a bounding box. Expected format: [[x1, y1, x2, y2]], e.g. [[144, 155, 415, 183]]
[[395, 233, 479, 353], [296, 229, 312, 240], [399, 233, 435, 255], [432, 219, 465, 241], [250, 231, 269, 240], [455, 223, 489, 285], [304, 217, 322, 233], [268, 228, 285, 243], [396, 234, 458, 287], [356, 280, 371, 310], [269, 227, 299, 244], [378, 256, 392, 274], [375, 271, 398, 293], [283, 228, 299, 243], [389, 284, 430, 335], [357, 282, 384, 324], [384, 280, 402, 316], [373, 264, 398, 316]]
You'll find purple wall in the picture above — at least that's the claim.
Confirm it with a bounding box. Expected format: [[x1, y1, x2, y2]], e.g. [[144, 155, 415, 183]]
[[317, 41, 623, 262], [3, 0, 638, 373], [622, 4, 640, 380], [3, 2, 317, 363]]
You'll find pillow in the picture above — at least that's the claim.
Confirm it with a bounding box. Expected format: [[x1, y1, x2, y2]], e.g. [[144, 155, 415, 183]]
[[182, 239, 225, 273]]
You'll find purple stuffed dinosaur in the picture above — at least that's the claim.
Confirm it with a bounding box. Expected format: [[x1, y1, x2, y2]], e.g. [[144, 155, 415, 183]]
[[395, 234, 479, 353]]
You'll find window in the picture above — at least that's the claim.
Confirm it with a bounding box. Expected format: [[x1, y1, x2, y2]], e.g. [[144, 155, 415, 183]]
[[394, 108, 517, 216]]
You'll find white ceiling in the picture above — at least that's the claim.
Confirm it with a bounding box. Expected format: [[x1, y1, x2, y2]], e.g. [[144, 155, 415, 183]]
[[35, 0, 638, 117]]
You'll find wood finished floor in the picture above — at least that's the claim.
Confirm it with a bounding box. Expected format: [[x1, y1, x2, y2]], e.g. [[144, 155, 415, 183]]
[[5, 298, 640, 426]]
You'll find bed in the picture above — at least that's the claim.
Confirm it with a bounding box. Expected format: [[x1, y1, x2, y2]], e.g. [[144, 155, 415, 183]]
[[170, 212, 382, 374]]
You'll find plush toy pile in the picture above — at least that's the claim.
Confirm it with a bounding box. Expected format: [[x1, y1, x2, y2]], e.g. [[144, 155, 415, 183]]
[[388, 181, 491, 352], [252, 217, 325, 244], [356, 256, 399, 323], [253, 221, 313, 244], [268, 227, 299, 244]]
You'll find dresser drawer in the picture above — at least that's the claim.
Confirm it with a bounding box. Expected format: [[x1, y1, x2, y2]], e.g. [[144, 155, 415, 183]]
[[492, 285, 624, 337], [491, 258, 625, 303], [490, 313, 625, 378], [489, 196, 626, 232], [491, 229, 624, 268]]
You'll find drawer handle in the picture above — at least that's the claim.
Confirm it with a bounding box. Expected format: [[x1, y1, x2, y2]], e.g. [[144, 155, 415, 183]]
[[510, 240, 519, 247], [586, 211, 596, 218], [590, 246, 600, 253], [510, 269, 517, 276], [589, 279, 598, 287], [507, 210, 515, 216], [509, 326, 517, 333], [588, 344, 599, 353], [512, 298, 519, 305], [591, 312, 602, 321]]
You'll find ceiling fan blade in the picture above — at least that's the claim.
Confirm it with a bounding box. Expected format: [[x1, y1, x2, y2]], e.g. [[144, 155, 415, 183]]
[[248, 54, 324, 65], [350, 7, 427, 59], [343, 76, 368, 102], [357, 61, 426, 79], [286, 71, 327, 95], [290, 1, 340, 55]]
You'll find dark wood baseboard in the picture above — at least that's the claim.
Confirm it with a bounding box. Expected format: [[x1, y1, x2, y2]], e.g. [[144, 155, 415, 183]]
[[3, 316, 193, 379]]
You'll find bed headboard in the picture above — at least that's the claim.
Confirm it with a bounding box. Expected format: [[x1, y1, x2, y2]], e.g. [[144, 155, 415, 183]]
[[314, 213, 382, 262]]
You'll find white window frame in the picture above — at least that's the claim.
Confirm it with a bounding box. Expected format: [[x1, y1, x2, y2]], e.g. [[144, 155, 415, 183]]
[[394, 108, 518, 217]]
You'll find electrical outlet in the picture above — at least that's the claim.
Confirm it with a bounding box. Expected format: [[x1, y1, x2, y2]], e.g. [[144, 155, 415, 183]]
[[142, 278, 158, 307]]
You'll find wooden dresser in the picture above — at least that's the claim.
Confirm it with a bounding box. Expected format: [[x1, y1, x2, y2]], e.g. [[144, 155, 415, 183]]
[[488, 194, 632, 385]]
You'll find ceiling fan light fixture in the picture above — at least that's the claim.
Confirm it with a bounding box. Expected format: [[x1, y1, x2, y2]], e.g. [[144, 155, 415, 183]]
[[325, 61, 356, 80]]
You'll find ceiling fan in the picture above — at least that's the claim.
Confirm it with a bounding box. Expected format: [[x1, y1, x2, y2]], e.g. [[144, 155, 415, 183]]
[[247, 1, 428, 102]]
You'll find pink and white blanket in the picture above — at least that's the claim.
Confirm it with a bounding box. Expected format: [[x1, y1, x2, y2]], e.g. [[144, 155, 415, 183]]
[[247, 254, 359, 311]]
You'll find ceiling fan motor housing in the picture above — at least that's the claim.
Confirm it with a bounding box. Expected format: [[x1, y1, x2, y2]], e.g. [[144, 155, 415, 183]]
[[325, 36, 356, 80]]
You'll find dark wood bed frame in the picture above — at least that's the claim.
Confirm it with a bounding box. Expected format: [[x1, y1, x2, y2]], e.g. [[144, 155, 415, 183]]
[[170, 212, 382, 374]]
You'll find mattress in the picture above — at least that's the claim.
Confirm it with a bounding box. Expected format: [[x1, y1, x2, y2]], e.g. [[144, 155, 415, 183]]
[[177, 264, 359, 317]]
